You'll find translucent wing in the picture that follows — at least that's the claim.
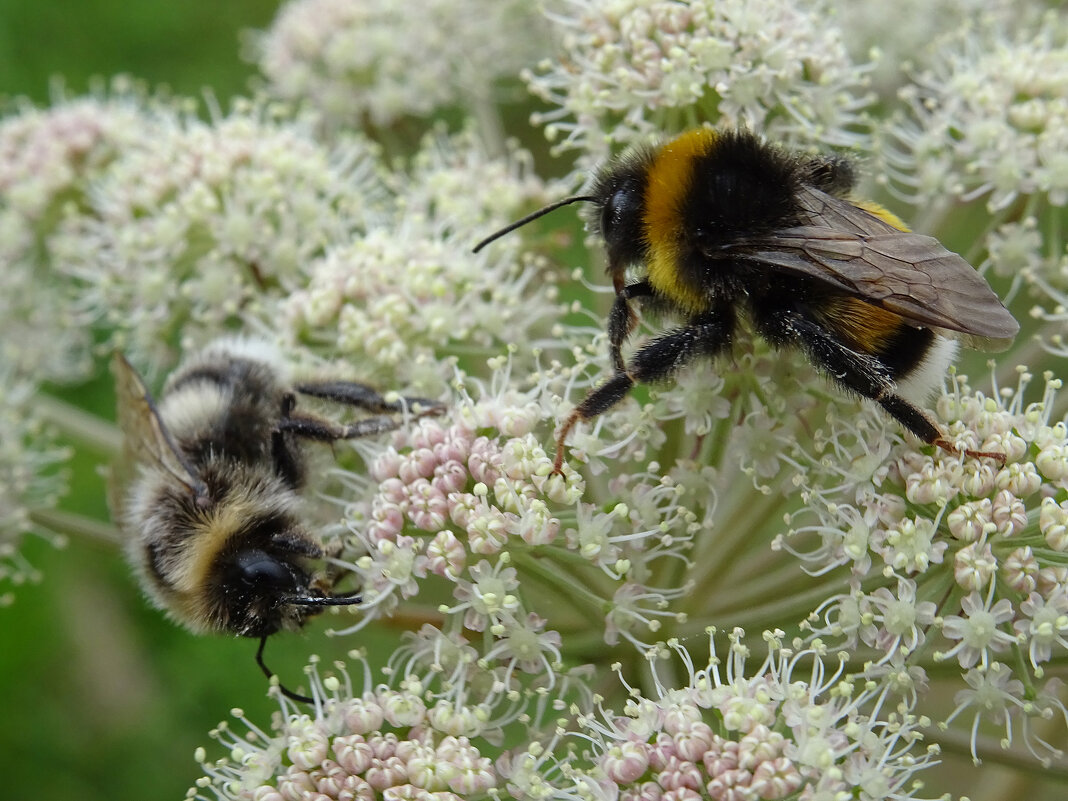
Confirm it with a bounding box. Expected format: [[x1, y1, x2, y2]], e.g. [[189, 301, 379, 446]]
[[735, 186, 1020, 350], [108, 352, 207, 521]]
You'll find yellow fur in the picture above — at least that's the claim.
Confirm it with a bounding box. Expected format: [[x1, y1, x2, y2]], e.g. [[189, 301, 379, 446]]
[[170, 499, 255, 597], [817, 296, 906, 353], [642, 129, 718, 314], [854, 199, 910, 232]]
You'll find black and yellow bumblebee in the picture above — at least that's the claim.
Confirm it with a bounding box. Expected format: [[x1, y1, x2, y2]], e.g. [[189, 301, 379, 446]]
[[474, 128, 1019, 471], [111, 337, 443, 701]]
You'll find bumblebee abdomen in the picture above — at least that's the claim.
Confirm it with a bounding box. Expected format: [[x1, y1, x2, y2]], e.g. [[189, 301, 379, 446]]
[[813, 295, 936, 378]]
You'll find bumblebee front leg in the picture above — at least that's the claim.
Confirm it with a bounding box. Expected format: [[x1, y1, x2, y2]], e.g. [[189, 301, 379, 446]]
[[608, 281, 653, 373], [554, 310, 733, 473]]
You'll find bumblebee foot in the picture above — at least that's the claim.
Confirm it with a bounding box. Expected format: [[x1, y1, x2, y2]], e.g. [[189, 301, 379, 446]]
[[552, 411, 582, 475], [412, 399, 447, 418], [933, 436, 1007, 467]]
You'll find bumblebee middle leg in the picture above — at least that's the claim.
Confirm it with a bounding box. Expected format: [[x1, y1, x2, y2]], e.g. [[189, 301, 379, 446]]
[[554, 310, 734, 472], [278, 413, 415, 442], [271, 385, 444, 484], [295, 381, 443, 417], [284, 380, 444, 443]]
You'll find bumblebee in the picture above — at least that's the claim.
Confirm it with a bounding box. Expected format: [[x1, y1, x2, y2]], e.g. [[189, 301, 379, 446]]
[[474, 128, 1019, 471], [111, 337, 442, 700]]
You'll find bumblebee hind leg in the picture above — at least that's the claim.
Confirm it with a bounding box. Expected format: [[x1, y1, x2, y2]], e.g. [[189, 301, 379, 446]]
[[758, 310, 1004, 464]]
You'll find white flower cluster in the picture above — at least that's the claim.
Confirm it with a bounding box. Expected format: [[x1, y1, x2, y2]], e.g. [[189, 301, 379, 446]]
[[526, 0, 873, 161], [254, 0, 548, 129], [881, 10, 1068, 212], [0, 374, 71, 605], [785, 368, 1068, 764], [3, 0, 1064, 795]]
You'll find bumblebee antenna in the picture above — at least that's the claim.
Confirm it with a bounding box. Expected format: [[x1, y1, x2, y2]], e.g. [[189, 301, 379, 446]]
[[285, 593, 362, 607], [472, 195, 598, 253], [256, 594, 362, 704], [256, 634, 315, 704]]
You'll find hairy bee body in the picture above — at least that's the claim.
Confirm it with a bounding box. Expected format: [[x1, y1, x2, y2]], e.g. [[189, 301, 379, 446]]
[[113, 338, 442, 644], [474, 128, 1019, 469], [118, 339, 315, 637]]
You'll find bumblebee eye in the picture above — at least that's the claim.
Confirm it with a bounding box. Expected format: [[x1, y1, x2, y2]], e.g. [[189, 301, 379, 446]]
[[234, 549, 297, 592], [601, 186, 638, 241]]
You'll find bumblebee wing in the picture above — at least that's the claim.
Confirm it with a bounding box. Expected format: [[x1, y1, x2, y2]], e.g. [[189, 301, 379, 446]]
[[743, 189, 1019, 350], [109, 352, 207, 520], [794, 183, 903, 235]]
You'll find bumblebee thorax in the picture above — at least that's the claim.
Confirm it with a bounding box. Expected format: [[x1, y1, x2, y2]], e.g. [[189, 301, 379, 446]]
[[642, 129, 722, 313]]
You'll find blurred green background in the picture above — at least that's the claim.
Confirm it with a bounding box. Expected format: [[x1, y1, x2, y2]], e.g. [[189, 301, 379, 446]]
[[0, 3, 396, 800], [0, 0, 272, 103]]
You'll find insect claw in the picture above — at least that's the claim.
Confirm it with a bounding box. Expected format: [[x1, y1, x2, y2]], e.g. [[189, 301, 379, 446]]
[[933, 436, 1007, 467]]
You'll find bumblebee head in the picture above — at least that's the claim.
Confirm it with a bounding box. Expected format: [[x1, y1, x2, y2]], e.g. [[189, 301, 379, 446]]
[[220, 547, 312, 637], [471, 153, 654, 290], [471, 139, 680, 290], [212, 536, 362, 704], [587, 149, 654, 288], [214, 537, 359, 638]]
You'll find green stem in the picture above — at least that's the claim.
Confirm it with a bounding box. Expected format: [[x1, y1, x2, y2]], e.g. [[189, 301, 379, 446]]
[[509, 550, 608, 630], [37, 394, 121, 456], [692, 488, 786, 590], [714, 557, 835, 615], [677, 578, 846, 636], [29, 507, 121, 546]]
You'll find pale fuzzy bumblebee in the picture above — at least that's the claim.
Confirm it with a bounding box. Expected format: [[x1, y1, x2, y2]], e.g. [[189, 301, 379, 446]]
[[111, 337, 442, 699]]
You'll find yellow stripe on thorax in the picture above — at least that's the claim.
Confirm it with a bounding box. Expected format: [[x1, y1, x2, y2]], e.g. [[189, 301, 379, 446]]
[[642, 129, 718, 314]]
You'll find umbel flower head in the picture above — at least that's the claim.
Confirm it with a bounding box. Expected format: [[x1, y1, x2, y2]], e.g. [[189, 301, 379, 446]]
[[191, 631, 941, 801], [49, 95, 387, 369], [880, 9, 1068, 213], [0, 80, 158, 382], [282, 127, 563, 392], [192, 651, 521, 801], [0, 369, 71, 606], [2, 0, 1066, 796], [786, 367, 1068, 764], [252, 0, 549, 130], [525, 0, 873, 161]]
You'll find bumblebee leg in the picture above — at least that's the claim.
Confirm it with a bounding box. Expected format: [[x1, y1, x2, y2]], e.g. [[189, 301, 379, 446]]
[[554, 312, 733, 473], [554, 374, 635, 472], [799, 154, 855, 194], [609, 281, 653, 373], [762, 312, 1005, 464], [271, 393, 304, 486], [295, 381, 444, 417], [278, 413, 410, 442], [872, 385, 1004, 464]]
